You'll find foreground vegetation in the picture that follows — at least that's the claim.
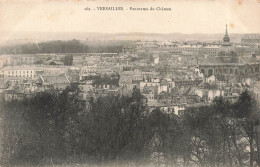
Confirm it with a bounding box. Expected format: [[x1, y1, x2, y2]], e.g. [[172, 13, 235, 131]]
[[0, 84, 260, 167]]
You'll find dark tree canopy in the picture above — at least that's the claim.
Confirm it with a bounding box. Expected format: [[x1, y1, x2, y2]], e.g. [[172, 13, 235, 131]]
[[1, 89, 260, 167]]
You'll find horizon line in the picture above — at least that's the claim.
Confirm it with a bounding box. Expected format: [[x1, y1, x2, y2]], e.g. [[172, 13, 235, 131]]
[[3, 31, 260, 35]]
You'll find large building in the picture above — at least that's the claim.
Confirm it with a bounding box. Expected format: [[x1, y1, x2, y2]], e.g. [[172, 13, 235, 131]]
[[241, 34, 260, 44], [199, 25, 260, 79], [0, 65, 70, 78], [0, 55, 37, 67]]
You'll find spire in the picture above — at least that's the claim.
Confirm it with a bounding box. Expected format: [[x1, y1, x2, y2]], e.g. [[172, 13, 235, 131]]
[[225, 24, 228, 36], [223, 24, 230, 44]]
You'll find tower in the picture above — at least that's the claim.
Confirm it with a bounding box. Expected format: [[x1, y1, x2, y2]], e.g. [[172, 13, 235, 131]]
[[223, 24, 231, 46]]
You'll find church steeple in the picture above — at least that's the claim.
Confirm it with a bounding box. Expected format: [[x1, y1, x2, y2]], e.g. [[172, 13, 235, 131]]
[[223, 24, 231, 45], [225, 24, 228, 36]]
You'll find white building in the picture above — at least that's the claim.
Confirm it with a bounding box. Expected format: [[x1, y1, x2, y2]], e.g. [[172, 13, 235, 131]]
[[0, 65, 69, 78]]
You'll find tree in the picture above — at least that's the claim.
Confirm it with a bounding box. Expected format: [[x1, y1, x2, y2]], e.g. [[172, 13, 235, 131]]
[[234, 90, 259, 167], [49, 61, 56, 65], [64, 55, 73, 66], [147, 108, 170, 166]]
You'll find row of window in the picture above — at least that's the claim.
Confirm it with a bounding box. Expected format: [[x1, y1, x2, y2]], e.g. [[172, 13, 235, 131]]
[[201, 67, 260, 75], [2, 70, 65, 75], [8, 71, 34, 74], [6, 74, 37, 77], [173, 48, 218, 51]]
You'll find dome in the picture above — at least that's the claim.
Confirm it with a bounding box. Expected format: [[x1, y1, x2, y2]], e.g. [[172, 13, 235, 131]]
[[218, 45, 237, 57]]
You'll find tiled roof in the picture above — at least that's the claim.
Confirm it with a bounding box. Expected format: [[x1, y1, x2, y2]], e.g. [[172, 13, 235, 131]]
[[200, 56, 259, 66], [41, 75, 70, 84]]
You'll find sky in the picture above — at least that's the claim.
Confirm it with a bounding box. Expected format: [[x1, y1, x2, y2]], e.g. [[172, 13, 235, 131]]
[[0, 0, 260, 42]]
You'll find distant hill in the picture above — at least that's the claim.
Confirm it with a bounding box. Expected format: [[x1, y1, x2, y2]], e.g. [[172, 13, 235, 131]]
[[1, 31, 244, 46]]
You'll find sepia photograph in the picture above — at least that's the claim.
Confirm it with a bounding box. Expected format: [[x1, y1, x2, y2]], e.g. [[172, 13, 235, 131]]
[[0, 0, 260, 166]]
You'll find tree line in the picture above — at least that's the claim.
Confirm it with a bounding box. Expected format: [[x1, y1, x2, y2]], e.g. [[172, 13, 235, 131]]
[[0, 84, 260, 167], [0, 40, 89, 54], [0, 40, 123, 54]]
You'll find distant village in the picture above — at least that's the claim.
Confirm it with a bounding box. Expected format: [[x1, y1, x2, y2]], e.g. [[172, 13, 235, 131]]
[[1, 27, 260, 116]]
